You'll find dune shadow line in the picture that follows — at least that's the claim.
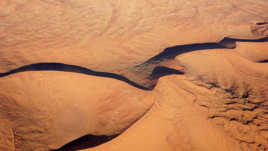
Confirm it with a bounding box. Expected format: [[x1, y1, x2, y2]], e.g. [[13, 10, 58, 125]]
[[50, 134, 118, 151], [259, 60, 268, 63], [1, 37, 267, 90], [143, 41, 228, 64], [143, 37, 268, 64], [0, 63, 151, 90]]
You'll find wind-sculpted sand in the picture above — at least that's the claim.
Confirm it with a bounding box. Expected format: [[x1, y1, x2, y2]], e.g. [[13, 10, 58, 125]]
[[0, 0, 268, 151]]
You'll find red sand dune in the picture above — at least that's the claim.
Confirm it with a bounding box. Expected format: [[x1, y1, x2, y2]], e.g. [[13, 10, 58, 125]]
[[0, 0, 268, 151]]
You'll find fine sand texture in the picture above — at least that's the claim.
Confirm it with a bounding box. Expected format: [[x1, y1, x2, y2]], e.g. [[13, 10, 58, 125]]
[[0, 0, 268, 151]]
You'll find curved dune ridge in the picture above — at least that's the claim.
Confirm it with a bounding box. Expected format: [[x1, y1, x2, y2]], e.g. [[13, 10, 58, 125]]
[[0, 0, 268, 151]]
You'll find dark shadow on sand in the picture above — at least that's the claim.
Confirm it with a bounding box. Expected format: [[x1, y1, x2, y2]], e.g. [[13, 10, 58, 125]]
[[50, 134, 118, 151], [143, 42, 227, 64], [1, 37, 267, 90], [259, 60, 268, 63], [0, 63, 151, 90], [143, 37, 268, 65]]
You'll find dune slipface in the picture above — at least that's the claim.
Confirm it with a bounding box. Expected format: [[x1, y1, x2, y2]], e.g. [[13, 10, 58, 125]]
[[0, 0, 268, 151]]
